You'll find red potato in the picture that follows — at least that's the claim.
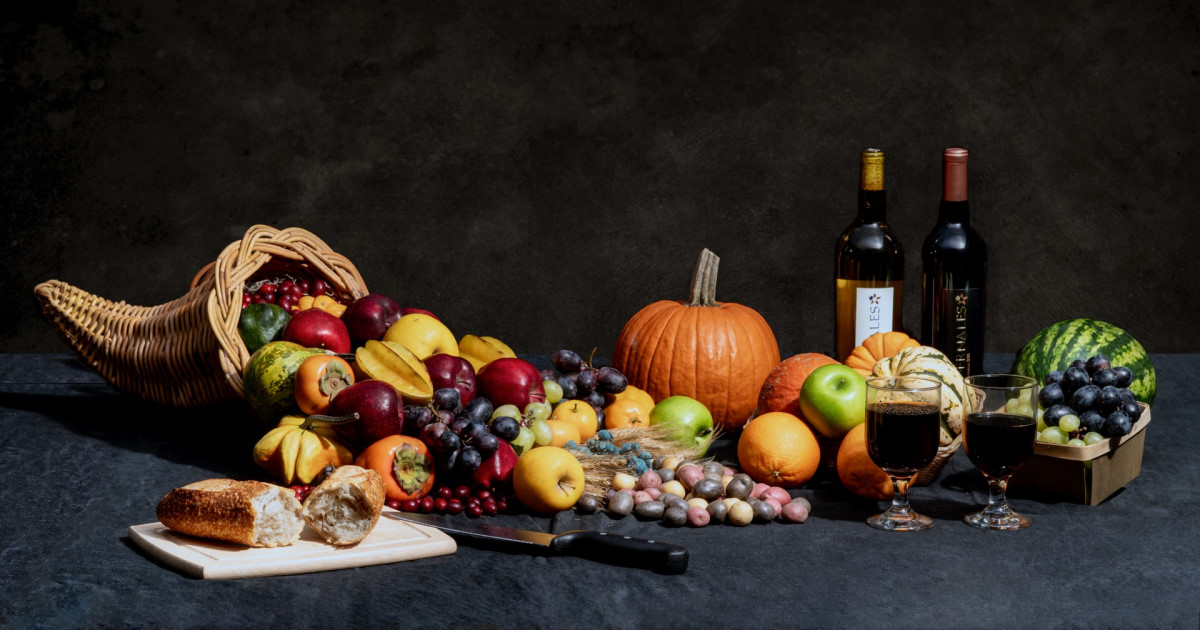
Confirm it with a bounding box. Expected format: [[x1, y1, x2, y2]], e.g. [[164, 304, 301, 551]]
[[687, 506, 711, 527], [636, 471, 662, 491], [751, 483, 770, 500], [782, 501, 810, 523], [676, 464, 705, 490]]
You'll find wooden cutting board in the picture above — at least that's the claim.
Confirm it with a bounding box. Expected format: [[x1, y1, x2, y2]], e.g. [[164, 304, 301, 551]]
[[129, 508, 456, 579]]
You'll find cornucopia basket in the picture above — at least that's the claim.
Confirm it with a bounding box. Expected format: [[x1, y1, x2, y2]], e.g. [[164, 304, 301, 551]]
[[34, 225, 369, 407]]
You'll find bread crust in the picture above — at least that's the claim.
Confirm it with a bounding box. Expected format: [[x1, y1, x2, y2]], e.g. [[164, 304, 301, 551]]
[[156, 479, 302, 547], [302, 466, 385, 545]]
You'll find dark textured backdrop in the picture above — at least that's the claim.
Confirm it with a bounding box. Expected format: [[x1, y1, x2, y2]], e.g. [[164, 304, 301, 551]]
[[3, 1, 1198, 358]]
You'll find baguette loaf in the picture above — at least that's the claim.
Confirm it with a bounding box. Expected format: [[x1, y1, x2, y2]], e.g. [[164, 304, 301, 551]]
[[156, 479, 304, 547], [302, 465, 385, 545]]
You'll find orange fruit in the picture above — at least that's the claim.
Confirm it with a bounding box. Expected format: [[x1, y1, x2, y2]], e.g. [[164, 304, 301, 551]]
[[609, 384, 655, 410], [604, 397, 652, 430], [550, 400, 598, 441], [736, 411, 820, 488], [836, 423, 892, 501], [545, 420, 582, 448], [753, 353, 840, 418]]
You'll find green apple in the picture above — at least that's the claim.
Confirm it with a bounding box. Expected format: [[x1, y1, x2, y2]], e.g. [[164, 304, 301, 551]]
[[649, 395, 714, 456], [798, 364, 866, 439]]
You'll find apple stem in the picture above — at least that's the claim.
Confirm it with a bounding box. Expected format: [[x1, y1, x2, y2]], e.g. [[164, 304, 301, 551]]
[[686, 248, 719, 307]]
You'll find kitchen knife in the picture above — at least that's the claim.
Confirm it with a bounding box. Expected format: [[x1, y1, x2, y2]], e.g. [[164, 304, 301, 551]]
[[385, 512, 688, 574]]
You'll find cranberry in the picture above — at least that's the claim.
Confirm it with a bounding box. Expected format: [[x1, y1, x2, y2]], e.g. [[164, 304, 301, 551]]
[[437, 486, 453, 500], [476, 490, 492, 502], [258, 283, 277, 296], [386, 499, 402, 511], [467, 497, 481, 510], [279, 280, 296, 294], [482, 500, 498, 516], [454, 485, 471, 500], [298, 279, 311, 294], [250, 294, 265, 304], [496, 497, 508, 512], [433, 498, 448, 512], [466, 504, 483, 518], [310, 278, 328, 296], [446, 499, 463, 515], [262, 292, 277, 304], [401, 499, 419, 512], [419, 496, 434, 513]]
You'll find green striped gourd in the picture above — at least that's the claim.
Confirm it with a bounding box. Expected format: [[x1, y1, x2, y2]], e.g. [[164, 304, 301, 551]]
[[1011, 319, 1155, 405], [871, 346, 965, 446]]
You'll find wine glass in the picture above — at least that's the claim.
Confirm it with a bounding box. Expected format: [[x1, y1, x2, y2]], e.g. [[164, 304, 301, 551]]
[[962, 374, 1039, 530], [864, 376, 943, 532]]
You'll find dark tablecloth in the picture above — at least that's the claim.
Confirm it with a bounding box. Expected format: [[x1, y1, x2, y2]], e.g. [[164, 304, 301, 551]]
[[1, 353, 1196, 629]]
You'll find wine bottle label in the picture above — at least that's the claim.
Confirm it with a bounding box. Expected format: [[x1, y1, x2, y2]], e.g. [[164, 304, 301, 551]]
[[854, 286, 895, 347], [936, 287, 983, 375]]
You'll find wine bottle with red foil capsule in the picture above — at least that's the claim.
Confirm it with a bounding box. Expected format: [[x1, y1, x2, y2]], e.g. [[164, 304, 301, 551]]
[[835, 148, 905, 362], [921, 148, 987, 376]]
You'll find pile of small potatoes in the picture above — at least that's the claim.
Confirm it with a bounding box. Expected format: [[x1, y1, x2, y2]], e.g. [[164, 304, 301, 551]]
[[575, 456, 812, 527]]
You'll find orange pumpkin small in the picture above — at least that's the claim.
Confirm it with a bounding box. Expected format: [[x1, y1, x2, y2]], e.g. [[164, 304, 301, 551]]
[[844, 331, 919, 376], [355, 435, 435, 502], [612, 249, 780, 430]]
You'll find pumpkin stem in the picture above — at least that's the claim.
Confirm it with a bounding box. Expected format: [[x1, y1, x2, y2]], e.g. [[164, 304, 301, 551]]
[[686, 248, 720, 307]]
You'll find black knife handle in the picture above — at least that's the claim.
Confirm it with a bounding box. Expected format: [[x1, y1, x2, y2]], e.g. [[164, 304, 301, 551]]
[[551, 530, 688, 574]]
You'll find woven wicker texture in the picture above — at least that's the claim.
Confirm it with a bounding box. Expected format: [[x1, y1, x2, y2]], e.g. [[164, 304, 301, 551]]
[[34, 225, 368, 407]]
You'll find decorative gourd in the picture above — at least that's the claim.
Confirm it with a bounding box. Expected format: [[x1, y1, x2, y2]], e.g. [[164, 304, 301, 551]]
[[252, 414, 355, 485], [845, 331, 920, 377], [871, 346, 965, 446], [612, 249, 781, 430]]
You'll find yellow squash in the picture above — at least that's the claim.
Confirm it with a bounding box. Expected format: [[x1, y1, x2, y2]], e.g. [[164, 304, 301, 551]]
[[253, 414, 355, 485]]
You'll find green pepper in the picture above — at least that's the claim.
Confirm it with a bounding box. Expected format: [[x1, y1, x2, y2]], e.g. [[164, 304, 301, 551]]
[[238, 303, 291, 355]]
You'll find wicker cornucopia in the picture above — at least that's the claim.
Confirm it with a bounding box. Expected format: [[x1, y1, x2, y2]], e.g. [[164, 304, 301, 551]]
[[34, 225, 369, 407]]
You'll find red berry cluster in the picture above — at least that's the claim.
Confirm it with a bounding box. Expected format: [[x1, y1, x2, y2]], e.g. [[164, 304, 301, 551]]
[[291, 484, 315, 502], [387, 485, 513, 518], [241, 276, 332, 313]]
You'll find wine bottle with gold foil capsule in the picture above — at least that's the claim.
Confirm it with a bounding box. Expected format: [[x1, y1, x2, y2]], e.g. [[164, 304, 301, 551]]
[[921, 147, 987, 376], [834, 148, 905, 362]]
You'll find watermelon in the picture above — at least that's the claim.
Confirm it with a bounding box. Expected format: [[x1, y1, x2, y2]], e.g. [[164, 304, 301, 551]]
[[1011, 319, 1155, 406]]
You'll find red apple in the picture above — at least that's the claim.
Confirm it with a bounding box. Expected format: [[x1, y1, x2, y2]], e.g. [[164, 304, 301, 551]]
[[471, 440, 518, 492], [423, 353, 477, 405], [401, 307, 438, 320], [342, 293, 403, 347], [476, 357, 546, 410], [331, 380, 405, 449], [282, 309, 351, 353]]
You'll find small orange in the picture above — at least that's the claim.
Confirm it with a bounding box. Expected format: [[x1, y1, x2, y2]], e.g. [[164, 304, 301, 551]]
[[550, 400, 598, 441], [736, 411, 821, 488], [604, 397, 652, 430], [545, 420, 582, 448], [836, 423, 892, 501], [608, 384, 655, 410]]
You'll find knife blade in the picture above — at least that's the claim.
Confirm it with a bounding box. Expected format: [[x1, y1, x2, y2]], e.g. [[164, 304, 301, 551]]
[[385, 512, 688, 574]]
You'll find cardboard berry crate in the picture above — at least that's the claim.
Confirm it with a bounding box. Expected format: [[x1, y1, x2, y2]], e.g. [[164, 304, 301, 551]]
[[1010, 403, 1150, 506]]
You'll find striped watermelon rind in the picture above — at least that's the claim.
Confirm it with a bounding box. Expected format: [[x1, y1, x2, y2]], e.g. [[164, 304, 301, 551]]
[[1011, 319, 1156, 406]]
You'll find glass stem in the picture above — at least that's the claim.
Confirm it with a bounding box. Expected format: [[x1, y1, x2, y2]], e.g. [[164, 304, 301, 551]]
[[890, 476, 913, 515], [986, 477, 1010, 515]]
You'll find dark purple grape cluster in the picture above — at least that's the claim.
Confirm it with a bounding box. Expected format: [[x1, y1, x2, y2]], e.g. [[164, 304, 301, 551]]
[[542, 349, 629, 427], [1039, 354, 1142, 438], [400, 388, 511, 480]]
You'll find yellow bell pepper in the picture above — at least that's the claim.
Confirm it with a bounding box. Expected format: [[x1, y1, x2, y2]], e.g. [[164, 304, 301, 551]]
[[252, 414, 355, 485]]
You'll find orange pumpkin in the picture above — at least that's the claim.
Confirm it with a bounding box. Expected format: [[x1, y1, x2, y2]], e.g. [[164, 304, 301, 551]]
[[844, 331, 919, 376], [612, 249, 780, 430]]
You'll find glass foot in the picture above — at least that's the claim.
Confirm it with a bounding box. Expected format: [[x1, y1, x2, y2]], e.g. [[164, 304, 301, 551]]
[[867, 509, 934, 532], [963, 509, 1030, 530]]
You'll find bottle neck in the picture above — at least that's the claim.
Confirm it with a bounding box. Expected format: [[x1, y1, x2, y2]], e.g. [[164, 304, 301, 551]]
[[939, 148, 969, 223], [858, 149, 887, 223], [857, 189, 888, 223]]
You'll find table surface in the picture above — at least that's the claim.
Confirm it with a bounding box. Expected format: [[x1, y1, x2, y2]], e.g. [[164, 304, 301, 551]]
[[1, 353, 1196, 629]]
